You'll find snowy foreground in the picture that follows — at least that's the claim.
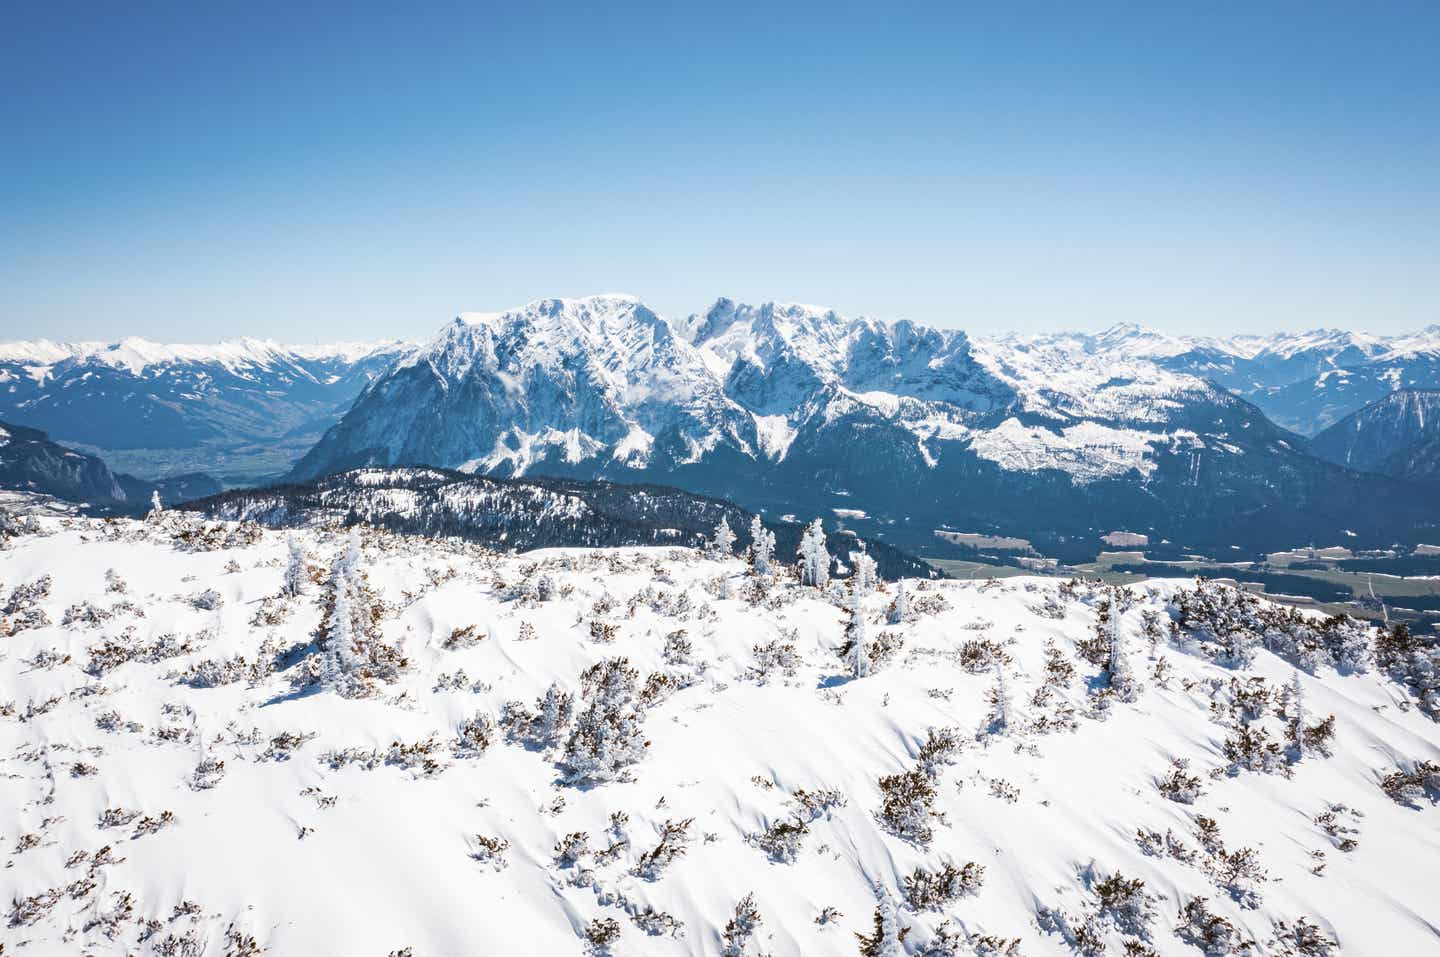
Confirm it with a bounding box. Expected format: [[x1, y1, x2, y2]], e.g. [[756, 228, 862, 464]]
[[2, 512, 1438, 956]]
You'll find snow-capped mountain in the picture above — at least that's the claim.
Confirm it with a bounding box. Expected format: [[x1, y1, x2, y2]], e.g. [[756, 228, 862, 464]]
[[1064, 325, 1440, 436], [2, 506, 1438, 955], [0, 337, 418, 484], [1309, 389, 1440, 484], [292, 297, 1437, 558]]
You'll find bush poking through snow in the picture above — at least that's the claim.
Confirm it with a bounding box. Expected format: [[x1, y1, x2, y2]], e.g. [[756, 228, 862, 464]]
[[877, 769, 941, 844], [1157, 758, 1203, 804], [631, 817, 693, 879], [720, 892, 763, 957], [560, 658, 649, 785], [584, 916, 621, 953], [903, 861, 985, 911], [1379, 760, 1440, 807]]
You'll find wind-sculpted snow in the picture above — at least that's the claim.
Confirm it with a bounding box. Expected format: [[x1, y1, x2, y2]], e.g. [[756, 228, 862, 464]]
[[2, 507, 1439, 954]]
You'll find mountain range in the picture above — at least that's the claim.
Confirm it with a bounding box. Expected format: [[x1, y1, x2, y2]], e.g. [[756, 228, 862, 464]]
[[288, 296, 1439, 559], [0, 337, 416, 484], [5, 301, 1440, 559]]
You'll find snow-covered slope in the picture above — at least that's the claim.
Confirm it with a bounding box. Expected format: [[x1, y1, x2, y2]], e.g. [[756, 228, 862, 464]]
[[2, 508, 1438, 955], [0, 337, 418, 483], [292, 297, 1437, 558]]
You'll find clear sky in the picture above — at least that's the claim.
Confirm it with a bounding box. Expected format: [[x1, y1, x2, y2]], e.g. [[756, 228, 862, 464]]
[[3, 1, 1437, 343]]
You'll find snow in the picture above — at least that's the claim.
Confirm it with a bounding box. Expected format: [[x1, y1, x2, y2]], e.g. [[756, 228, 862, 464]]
[[0, 337, 418, 379], [968, 418, 1172, 483], [2, 511, 1438, 955]]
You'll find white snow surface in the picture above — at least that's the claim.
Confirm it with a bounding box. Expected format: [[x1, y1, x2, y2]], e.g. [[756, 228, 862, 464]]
[[2, 512, 1438, 955]]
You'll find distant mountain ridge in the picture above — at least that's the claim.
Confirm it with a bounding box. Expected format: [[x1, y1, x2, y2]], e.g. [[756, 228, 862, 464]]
[[289, 296, 1438, 558], [0, 336, 418, 484], [1310, 389, 1440, 484]]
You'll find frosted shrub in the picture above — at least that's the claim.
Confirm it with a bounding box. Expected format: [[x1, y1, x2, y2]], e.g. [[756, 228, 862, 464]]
[[888, 581, 910, 624], [1268, 917, 1339, 957], [560, 658, 648, 785], [631, 817, 693, 879], [749, 636, 800, 683], [1376, 622, 1440, 721], [1156, 758, 1203, 804], [1175, 897, 1249, 956], [903, 861, 984, 911], [720, 893, 763, 957], [958, 639, 1009, 673], [584, 917, 621, 953], [452, 713, 496, 755], [915, 726, 965, 777], [189, 589, 224, 611], [753, 815, 808, 863], [1223, 724, 1285, 774], [877, 769, 940, 844], [1379, 760, 1440, 806]]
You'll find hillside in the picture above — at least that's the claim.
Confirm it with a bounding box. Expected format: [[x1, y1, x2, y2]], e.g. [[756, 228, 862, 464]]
[[1, 506, 1438, 955], [0, 421, 220, 509], [1310, 390, 1440, 484], [182, 467, 936, 581]]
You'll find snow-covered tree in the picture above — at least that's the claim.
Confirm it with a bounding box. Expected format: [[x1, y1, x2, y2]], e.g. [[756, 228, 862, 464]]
[[711, 516, 736, 558], [321, 560, 361, 691], [282, 535, 308, 597], [844, 583, 871, 678], [858, 887, 907, 957], [852, 551, 878, 594], [985, 660, 1013, 733], [1105, 602, 1140, 702], [749, 516, 774, 576], [1287, 670, 1306, 760], [797, 518, 830, 588], [147, 490, 164, 521], [888, 580, 910, 625]]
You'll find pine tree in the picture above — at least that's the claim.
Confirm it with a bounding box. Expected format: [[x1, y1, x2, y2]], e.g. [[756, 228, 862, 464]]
[[283, 535, 308, 597], [844, 582, 871, 678], [749, 516, 774, 576], [711, 516, 736, 558], [798, 518, 830, 588], [323, 563, 361, 691], [1106, 600, 1139, 702], [986, 660, 1013, 733], [887, 580, 909, 625], [852, 552, 878, 594], [1287, 670, 1306, 759]]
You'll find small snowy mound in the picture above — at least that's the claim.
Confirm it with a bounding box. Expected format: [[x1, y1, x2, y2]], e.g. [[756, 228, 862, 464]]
[[1, 508, 1438, 956]]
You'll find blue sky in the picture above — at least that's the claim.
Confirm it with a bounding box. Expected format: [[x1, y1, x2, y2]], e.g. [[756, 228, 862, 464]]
[[3, 2, 1437, 343]]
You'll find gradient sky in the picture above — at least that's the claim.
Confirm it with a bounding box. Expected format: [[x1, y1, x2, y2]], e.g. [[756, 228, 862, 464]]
[[3, 1, 1438, 343]]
